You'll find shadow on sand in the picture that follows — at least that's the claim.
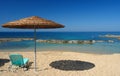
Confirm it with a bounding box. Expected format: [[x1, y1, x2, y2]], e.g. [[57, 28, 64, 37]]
[[50, 60, 95, 71], [27, 62, 33, 70], [0, 59, 10, 67]]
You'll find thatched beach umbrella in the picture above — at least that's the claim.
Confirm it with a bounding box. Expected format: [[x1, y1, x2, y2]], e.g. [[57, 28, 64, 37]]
[[2, 16, 64, 71]]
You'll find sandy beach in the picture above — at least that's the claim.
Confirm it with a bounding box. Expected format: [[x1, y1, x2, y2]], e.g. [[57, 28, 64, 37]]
[[0, 51, 120, 76]]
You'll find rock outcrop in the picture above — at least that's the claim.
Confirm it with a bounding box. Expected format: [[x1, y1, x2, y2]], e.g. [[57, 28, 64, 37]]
[[37, 40, 96, 44], [0, 38, 33, 43], [99, 34, 120, 40]]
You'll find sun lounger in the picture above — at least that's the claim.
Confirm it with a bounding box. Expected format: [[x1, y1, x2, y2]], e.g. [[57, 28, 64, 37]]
[[9, 54, 29, 71]]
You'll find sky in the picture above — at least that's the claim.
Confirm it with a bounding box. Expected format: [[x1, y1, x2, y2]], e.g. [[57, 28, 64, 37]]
[[0, 0, 120, 32]]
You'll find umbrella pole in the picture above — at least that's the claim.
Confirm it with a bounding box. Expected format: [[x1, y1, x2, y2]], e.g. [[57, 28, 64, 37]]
[[34, 28, 37, 71]]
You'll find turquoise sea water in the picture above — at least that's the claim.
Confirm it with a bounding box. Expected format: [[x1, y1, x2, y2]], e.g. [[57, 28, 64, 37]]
[[0, 32, 120, 54]]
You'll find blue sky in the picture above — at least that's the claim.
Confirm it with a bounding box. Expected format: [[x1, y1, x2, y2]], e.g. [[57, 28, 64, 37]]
[[0, 0, 120, 32]]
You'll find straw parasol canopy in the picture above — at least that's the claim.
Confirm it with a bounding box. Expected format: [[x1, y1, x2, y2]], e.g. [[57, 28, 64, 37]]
[[2, 16, 64, 71], [2, 16, 64, 29]]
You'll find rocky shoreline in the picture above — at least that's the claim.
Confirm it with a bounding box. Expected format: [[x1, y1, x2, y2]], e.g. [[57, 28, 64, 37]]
[[0, 38, 33, 43], [36, 39, 114, 44], [0, 38, 115, 44]]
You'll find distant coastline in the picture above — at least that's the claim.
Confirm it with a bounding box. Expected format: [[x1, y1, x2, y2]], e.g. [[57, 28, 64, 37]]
[[99, 34, 120, 40]]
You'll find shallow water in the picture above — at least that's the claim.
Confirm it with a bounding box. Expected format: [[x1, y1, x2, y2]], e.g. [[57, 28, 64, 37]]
[[0, 40, 120, 54], [0, 32, 120, 54]]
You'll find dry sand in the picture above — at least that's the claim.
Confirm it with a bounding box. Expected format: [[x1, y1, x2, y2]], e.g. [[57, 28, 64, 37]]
[[0, 51, 120, 76]]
